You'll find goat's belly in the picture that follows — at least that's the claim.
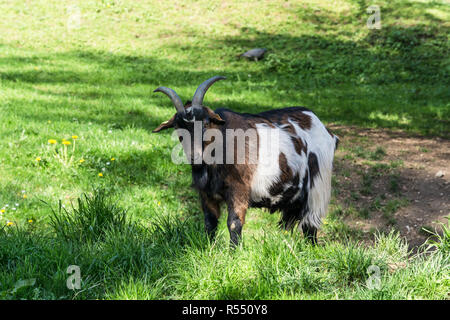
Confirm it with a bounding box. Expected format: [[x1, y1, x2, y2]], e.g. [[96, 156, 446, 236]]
[[249, 183, 307, 213], [249, 170, 307, 212]]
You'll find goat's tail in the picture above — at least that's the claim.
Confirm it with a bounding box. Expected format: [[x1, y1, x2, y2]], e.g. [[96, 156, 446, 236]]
[[301, 145, 335, 230]]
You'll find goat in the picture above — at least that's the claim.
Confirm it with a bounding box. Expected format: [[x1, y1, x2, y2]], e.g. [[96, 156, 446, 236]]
[[153, 76, 339, 246]]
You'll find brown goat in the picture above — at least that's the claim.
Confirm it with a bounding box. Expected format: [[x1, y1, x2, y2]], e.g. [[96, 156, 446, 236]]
[[153, 76, 338, 246]]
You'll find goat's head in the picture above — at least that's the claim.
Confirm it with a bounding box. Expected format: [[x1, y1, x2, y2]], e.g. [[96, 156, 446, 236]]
[[152, 76, 226, 164]]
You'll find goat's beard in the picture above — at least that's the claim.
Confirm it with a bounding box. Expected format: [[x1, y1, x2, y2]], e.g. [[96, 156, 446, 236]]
[[192, 165, 208, 190]]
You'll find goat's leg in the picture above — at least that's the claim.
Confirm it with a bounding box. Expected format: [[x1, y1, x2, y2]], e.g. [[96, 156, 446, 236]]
[[200, 194, 221, 239], [227, 209, 243, 247], [279, 209, 297, 231], [301, 224, 318, 245], [226, 200, 248, 248]]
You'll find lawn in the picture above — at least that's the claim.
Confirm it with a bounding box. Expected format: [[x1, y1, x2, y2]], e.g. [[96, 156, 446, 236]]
[[0, 0, 448, 299]]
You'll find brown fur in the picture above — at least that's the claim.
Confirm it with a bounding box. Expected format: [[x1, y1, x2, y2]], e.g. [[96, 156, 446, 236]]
[[290, 113, 312, 130], [269, 153, 294, 196], [200, 192, 222, 219], [291, 136, 307, 156]]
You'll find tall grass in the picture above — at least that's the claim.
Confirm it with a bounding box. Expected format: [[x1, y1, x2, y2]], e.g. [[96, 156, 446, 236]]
[[424, 217, 450, 253], [48, 190, 130, 243], [1, 189, 449, 299]]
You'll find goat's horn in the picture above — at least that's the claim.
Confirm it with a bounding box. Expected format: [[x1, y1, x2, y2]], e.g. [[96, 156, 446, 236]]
[[154, 86, 185, 113], [191, 76, 226, 107]]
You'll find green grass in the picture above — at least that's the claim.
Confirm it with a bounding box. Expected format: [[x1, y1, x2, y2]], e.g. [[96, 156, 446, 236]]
[[0, 0, 449, 299], [1, 193, 448, 299]]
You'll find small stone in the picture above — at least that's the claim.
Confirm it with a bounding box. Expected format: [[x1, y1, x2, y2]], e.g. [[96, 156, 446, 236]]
[[435, 170, 444, 178], [240, 48, 267, 61]]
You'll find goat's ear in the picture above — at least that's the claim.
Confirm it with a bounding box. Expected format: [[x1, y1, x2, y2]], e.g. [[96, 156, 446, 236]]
[[205, 107, 225, 125], [152, 114, 176, 133]]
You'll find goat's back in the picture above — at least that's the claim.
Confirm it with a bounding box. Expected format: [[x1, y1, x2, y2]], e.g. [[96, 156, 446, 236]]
[[216, 106, 338, 228]]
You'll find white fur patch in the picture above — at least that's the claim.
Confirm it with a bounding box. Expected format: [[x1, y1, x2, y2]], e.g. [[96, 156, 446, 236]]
[[250, 123, 281, 203], [291, 112, 336, 229], [250, 123, 307, 206], [250, 111, 337, 229]]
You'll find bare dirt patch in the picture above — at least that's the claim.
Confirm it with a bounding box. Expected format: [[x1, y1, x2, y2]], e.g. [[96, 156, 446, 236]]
[[329, 125, 449, 250]]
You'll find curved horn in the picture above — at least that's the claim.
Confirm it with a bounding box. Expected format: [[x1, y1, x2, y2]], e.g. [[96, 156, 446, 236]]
[[191, 76, 226, 107], [154, 86, 185, 113]]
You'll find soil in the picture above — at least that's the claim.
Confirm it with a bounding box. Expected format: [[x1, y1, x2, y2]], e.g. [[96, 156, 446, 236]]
[[329, 125, 449, 250]]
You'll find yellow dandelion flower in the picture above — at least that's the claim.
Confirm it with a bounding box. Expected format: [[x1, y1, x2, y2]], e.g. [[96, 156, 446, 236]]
[[62, 140, 71, 145], [6, 221, 14, 227], [23, 194, 27, 199], [35, 157, 41, 162], [98, 173, 103, 177], [157, 201, 161, 206], [111, 157, 115, 161], [79, 159, 85, 163], [28, 219, 33, 223], [48, 139, 57, 144], [72, 135, 78, 140], [1, 209, 5, 213]]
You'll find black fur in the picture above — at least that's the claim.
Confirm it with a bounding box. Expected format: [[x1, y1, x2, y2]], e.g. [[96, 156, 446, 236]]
[[308, 152, 320, 188]]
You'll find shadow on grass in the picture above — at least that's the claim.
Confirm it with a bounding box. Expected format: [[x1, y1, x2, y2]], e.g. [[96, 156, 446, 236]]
[[0, 195, 210, 299], [1, 0, 449, 300], [1, 17, 449, 137]]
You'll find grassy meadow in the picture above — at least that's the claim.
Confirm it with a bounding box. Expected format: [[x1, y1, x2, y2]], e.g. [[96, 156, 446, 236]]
[[0, 0, 449, 299]]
